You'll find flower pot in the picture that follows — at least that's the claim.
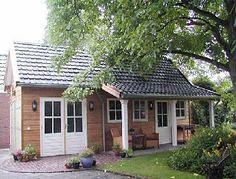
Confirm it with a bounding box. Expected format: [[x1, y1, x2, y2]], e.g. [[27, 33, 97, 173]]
[[80, 157, 93, 168], [120, 152, 126, 158], [72, 162, 80, 169], [92, 159, 96, 166], [13, 155, 18, 161]]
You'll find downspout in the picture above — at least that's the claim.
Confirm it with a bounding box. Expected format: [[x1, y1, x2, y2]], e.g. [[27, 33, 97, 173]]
[[96, 91, 106, 152]]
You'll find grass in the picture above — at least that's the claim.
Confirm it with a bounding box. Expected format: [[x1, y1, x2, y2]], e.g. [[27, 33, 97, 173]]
[[101, 151, 204, 179]]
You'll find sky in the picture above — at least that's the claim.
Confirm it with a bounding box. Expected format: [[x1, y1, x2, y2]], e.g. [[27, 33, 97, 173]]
[[0, 0, 47, 54]]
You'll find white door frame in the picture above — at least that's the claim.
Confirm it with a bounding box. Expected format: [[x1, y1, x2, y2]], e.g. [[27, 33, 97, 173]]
[[40, 97, 65, 156], [155, 100, 172, 144]]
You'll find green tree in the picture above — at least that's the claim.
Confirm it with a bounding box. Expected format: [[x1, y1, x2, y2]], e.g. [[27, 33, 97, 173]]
[[192, 76, 235, 126], [47, 0, 236, 101]]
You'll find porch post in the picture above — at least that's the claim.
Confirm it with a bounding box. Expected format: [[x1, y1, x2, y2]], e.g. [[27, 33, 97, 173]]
[[170, 100, 177, 146], [209, 100, 215, 128], [120, 99, 129, 150]]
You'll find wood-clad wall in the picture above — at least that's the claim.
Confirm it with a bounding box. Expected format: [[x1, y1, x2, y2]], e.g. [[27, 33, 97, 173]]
[[21, 87, 64, 153]]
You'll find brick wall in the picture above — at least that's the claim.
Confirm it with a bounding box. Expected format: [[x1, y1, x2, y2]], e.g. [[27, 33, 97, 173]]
[[0, 93, 10, 148]]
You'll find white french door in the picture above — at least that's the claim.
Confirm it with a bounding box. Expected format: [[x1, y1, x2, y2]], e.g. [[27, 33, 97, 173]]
[[65, 100, 87, 154], [155, 101, 171, 144], [40, 98, 64, 156]]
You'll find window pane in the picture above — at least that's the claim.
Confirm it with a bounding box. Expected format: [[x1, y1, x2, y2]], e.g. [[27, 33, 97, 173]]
[[157, 103, 162, 114], [163, 115, 168, 126], [134, 101, 139, 109], [45, 102, 52, 116], [116, 111, 122, 120], [116, 101, 121, 109], [134, 110, 139, 119], [163, 102, 167, 114], [181, 110, 185, 117], [109, 101, 115, 110], [54, 118, 61, 133], [54, 101, 61, 116], [176, 101, 180, 108], [140, 110, 146, 119], [158, 115, 162, 127], [67, 102, 74, 116], [75, 102, 82, 116], [76, 118, 83, 132], [110, 111, 115, 120], [140, 101, 145, 109], [45, 118, 52, 134], [176, 110, 180, 117], [180, 101, 185, 108], [67, 118, 74, 133]]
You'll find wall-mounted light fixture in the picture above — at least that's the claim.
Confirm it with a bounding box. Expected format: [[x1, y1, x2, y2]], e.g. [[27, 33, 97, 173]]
[[149, 101, 153, 110], [32, 100, 37, 112], [89, 101, 95, 111]]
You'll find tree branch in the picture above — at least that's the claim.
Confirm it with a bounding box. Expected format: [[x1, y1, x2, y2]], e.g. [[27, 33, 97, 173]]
[[162, 49, 229, 71], [179, 0, 228, 27]]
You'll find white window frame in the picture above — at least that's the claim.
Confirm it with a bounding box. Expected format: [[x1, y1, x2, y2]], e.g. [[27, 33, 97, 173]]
[[176, 100, 185, 119], [107, 98, 122, 123], [133, 100, 148, 122]]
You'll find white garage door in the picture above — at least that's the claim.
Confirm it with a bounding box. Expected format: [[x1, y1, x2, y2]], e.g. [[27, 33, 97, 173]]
[[65, 101, 87, 154], [40, 98, 64, 156], [40, 98, 87, 156]]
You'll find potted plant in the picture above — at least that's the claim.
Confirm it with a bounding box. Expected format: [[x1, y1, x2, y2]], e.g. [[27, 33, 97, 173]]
[[67, 156, 80, 169], [12, 149, 23, 161], [120, 149, 127, 158], [79, 149, 94, 168], [112, 144, 122, 156], [24, 144, 38, 161], [90, 143, 102, 154], [127, 148, 134, 158]]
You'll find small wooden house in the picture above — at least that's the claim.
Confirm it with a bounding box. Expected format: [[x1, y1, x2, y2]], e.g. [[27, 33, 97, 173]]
[[4, 42, 218, 156]]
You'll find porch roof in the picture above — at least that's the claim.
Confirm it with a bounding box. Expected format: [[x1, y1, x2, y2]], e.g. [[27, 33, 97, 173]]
[[8, 41, 219, 99]]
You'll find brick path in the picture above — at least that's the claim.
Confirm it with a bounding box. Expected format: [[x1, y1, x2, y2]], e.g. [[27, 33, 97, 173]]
[[0, 152, 120, 173]]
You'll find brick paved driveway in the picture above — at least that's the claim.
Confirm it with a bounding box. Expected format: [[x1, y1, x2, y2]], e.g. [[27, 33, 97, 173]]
[[0, 149, 129, 179]]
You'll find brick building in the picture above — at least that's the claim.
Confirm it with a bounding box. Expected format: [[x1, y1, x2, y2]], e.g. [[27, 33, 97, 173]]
[[0, 54, 10, 148]]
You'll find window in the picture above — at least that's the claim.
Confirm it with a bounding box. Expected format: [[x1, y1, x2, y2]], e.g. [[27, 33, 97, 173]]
[[107, 99, 122, 122], [133, 100, 148, 121], [176, 101, 185, 118], [66, 102, 83, 133], [44, 101, 61, 134]]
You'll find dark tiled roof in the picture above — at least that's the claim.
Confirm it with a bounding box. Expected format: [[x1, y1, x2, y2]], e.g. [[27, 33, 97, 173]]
[[112, 61, 217, 98], [12, 41, 218, 99], [0, 54, 7, 92]]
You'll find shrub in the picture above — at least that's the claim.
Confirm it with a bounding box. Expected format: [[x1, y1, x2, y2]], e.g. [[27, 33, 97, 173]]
[[90, 143, 102, 154], [168, 124, 236, 178], [79, 149, 94, 158]]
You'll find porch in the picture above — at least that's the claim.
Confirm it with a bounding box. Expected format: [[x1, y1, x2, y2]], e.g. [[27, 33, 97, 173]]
[[105, 99, 216, 150]]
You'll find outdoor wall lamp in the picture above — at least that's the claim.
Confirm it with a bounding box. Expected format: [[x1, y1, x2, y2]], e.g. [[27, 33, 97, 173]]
[[89, 101, 95, 111], [149, 101, 153, 110], [32, 100, 37, 112]]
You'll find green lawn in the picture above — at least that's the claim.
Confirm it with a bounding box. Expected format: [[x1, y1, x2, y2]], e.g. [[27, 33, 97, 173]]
[[101, 151, 204, 179]]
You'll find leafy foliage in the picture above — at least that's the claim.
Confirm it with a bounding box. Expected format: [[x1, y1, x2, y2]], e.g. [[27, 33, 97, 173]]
[[191, 76, 235, 126], [168, 124, 236, 178], [46, 0, 236, 101]]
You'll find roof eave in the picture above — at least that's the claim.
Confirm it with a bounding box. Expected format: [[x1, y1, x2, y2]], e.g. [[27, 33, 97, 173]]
[[16, 82, 69, 89], [121, 93, 220, 100]]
